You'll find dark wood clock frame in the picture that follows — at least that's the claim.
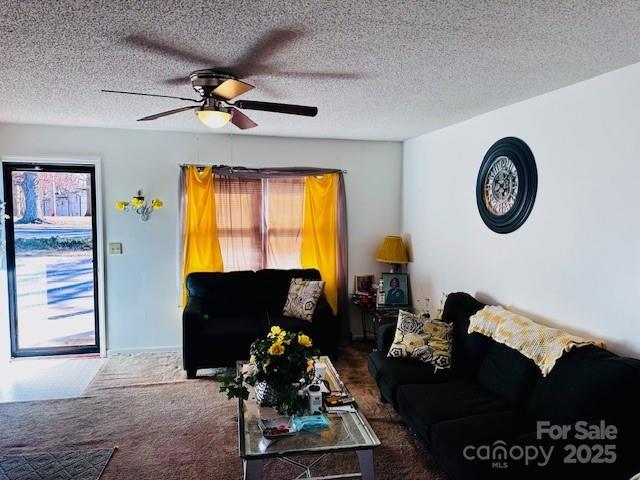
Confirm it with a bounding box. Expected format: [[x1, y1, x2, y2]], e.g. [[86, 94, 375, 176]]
[[476, 137, 537, 234]]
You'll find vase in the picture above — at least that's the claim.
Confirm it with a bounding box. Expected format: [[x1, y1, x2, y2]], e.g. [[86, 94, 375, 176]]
[[254, 381, 280, 407]]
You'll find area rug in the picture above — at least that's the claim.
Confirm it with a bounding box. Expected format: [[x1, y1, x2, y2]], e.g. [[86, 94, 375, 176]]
[[0, 448, 115, 480], [0, 344, 447, 479]]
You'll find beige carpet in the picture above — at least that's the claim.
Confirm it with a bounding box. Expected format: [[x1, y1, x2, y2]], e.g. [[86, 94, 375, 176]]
[[0, 344, 447, 479]]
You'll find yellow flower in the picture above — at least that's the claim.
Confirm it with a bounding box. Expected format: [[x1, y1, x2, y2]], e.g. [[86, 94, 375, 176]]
[[115, 201, 129, 211], [268, 341, 285, 356], [298, 334, 312, 348], [250, 355, 256, 364], [306, 359, 314, 373], [151, 198, 164, 209], [132, 197, 144, 208], [268, 326, 284, 338]]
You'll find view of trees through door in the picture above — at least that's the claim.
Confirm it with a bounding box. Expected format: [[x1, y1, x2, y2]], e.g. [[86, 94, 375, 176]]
[[3, 164, 99, 356]]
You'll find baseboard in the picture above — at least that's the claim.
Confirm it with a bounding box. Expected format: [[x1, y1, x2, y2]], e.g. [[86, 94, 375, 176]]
[[107, 345, 182, 355]]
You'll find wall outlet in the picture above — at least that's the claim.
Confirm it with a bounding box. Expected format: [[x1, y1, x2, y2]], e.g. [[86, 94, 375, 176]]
[[108, 242, 123, 255]]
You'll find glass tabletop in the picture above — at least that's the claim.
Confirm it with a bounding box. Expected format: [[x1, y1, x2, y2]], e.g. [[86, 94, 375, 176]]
[[237, 356, 380, 459]]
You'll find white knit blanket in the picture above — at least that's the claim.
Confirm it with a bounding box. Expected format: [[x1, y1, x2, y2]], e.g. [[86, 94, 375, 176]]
[[469, 305, 605, 376]]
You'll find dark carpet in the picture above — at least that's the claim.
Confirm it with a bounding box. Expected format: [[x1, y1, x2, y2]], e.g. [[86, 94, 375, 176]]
[[0, 343, 446, 479]]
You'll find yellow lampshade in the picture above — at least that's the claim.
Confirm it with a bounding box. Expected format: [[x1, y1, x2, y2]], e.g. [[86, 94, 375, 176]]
[[375, 236, 408, 264], [196, 109, 232, 128]]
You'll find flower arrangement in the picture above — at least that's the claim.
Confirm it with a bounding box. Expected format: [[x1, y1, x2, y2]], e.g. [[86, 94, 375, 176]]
[[220, 326, 319, 416], [115, 190, 163, 221]]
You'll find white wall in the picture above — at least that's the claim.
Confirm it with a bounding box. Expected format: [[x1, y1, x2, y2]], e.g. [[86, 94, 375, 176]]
[[403, 62, 640, 357], [0, 124, 402, 353]]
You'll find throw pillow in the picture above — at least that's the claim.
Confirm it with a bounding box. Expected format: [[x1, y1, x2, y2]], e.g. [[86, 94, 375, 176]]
[[388, 310, 453, 371], [282, 278, 325, 322]]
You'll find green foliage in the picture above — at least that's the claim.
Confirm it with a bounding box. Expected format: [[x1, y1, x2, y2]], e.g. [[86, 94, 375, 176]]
[[15, 237, 92, 252], [219, 375, 249, 401], [218, 327, 320, 416]]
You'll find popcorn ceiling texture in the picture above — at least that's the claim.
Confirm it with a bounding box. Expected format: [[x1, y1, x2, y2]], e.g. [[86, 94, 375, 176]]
[[1, 0, 640, 141]]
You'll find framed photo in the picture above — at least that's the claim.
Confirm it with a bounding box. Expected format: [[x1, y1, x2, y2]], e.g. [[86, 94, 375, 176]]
[[381, 272, 409, 307], [354, 274, 375, 294]]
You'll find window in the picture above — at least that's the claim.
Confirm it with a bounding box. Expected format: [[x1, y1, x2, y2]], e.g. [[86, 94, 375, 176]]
[[215, 176, 304, 271]]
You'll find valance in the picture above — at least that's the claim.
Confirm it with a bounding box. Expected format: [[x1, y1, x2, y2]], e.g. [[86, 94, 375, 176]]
[[181, 164, 346, 179]]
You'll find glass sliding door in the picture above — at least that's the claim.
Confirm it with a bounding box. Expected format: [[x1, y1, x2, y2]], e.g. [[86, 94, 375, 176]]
[[2, 163, 100, 356]]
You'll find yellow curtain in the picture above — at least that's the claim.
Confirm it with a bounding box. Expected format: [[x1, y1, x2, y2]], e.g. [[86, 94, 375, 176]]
[[182, 166, 223, 304], [301, 174, 338, 314]]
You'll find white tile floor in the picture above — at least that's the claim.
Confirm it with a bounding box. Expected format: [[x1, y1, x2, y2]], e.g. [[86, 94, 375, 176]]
[[0, 355, 105, 403]]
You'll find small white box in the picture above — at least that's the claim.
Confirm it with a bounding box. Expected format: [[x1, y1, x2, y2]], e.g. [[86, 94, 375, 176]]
[[314, 361, 327, 381]]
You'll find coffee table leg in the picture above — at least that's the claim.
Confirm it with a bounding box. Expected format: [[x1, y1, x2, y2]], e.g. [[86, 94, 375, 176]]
[[243, 459, 263, 480], [357, 449, 375, 480]]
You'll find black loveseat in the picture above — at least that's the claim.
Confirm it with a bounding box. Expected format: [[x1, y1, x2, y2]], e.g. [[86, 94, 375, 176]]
[[368, 292, 640, 479], [183, 268, 338, 377]]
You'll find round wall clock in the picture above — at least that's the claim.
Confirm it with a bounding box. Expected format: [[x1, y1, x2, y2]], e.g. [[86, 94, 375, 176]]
[[476, 137, 537, 234]]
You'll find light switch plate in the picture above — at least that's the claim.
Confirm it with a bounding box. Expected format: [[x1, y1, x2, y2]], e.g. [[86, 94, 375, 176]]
[[108, 242, 123, 255]]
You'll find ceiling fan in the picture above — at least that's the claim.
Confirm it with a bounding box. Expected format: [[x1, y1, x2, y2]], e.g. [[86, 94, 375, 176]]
[[102, 70, 317, 130], [101, 28, 358, 130]]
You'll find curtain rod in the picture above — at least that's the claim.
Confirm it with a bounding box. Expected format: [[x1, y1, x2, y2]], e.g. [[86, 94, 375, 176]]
[[179, 163, 347, 174]]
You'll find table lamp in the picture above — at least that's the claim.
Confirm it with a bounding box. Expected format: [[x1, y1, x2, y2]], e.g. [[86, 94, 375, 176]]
[[375, 235, 409, 273]]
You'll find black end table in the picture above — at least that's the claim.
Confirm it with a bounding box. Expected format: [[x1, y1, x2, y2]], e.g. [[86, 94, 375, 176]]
[[352, 296, 406, 342]]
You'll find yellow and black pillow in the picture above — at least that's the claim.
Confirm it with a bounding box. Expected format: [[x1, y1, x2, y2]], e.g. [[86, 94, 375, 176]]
[[388, 310, 453, 371]]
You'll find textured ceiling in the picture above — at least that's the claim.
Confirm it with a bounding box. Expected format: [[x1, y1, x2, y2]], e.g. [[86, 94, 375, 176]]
[[2, 1, 640, 141]]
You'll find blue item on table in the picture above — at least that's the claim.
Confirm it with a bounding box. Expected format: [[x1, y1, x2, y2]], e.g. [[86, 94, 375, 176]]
[[293, 414, 331, 431]]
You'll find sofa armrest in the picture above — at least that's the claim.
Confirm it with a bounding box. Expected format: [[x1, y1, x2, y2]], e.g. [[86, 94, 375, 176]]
[[183, 296, 206, 317], [312, 295, 334, 323], [311, 295, 340, 358], [183, 297, 207, 337], [182, 296, 207, 373], [377, 323, 396, 353]]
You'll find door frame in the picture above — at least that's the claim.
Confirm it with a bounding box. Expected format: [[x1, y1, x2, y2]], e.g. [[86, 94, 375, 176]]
[[0, 155, 107, 357]]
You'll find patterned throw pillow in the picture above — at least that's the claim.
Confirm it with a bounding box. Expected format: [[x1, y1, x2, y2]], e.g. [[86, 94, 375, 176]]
[[388, 310, 453, 371], [282, 278, 325, 322]]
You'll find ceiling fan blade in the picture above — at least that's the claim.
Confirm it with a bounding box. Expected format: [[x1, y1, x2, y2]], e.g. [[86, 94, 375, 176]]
[[137, 105, 199, 121], [101, 89, 200, 103], [232, 28, 303, 77], [212, 79, 254, 101], [124, 34, 216, 66], [161, 76, 192, 86], [262, 70, 363, 80], [234, 100, 317, 117], [230, 108, 258, 129]]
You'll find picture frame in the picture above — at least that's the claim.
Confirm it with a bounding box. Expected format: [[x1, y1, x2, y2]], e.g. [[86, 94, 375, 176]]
[[354, 274, 375, 294], [380, 272, 409, 307]]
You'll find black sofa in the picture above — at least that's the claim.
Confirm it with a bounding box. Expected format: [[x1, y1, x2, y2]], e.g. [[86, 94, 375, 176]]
[[183, 268, 338, 377], [369, 292, 640, 479]]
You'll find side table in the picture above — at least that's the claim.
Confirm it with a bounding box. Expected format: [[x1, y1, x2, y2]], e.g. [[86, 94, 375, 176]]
[[352, 297, 404, 342]]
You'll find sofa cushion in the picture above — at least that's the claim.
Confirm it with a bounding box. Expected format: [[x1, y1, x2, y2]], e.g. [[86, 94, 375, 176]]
[[430, 410, 535, 480], [525, 344, 640, 425], [201, 314, 264, 337], [255, 269, 321, 317], [187, 271, 260, 315], [387, 310, 453, 371], [368, 351, 452, 406], [476, 341, 540, 405], [268, 315, 312, 335], [441, 292, 489, 374], [396, 380, 509, 442], [194, 315, 264, 366], [282, 278, 325, 321]]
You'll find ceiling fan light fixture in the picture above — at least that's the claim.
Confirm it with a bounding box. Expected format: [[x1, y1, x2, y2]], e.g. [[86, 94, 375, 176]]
[[196, 109, 232, 129]]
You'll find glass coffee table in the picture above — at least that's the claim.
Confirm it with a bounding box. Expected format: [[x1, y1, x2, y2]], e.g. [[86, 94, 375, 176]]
[[237, 356, 380, 480]]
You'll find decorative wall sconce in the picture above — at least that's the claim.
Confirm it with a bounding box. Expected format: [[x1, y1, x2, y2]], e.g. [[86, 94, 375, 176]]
[[115, 190, 163, 221]]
